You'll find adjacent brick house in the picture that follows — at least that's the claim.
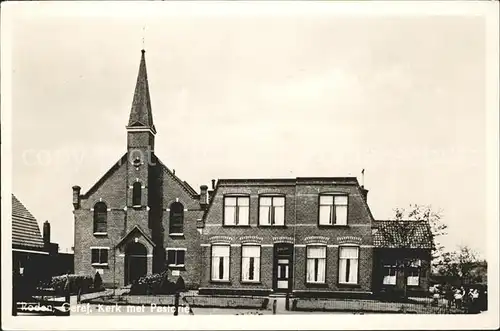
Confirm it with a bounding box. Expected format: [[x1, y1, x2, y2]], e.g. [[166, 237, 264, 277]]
[[371, 220, 433, 297], [12, 194, 72, 299], [72, 50, 204, 289], [198, 178, 375, 297]]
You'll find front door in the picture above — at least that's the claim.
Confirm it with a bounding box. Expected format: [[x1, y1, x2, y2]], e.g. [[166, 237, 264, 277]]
[[125, 242, 147, 285], [273, 243, 293, 292]]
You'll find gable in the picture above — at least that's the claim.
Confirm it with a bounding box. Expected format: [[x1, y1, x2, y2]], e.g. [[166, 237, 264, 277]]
[[81, 153, 128, 199], [154, 155, 199, 199]]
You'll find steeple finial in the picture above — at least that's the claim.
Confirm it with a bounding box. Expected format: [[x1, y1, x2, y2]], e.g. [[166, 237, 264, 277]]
[[142, 26, 145, 51], [127, 49, 156, 133]]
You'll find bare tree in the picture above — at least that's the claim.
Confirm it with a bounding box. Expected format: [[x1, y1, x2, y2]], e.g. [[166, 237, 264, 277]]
[[436, 245, 484, 286]]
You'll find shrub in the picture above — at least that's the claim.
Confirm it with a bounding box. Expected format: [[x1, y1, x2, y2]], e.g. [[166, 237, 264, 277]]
[[48, 274, 93, 296], [129, 270, 177, 295], [175, 276, 186, 292], [94, 272, 103, 291]]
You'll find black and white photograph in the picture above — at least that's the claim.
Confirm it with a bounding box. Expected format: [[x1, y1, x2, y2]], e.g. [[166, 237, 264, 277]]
[[1, 1, 499, 330]]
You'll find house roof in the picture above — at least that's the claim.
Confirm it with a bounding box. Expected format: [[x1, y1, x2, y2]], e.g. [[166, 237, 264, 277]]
[[372, 220, 433, 249], [217, 177, 360, 185], [127, 49, 156, 133], [12, 194, 45, 250]]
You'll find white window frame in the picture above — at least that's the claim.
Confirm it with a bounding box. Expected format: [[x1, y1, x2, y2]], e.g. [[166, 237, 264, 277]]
[[90, 247, 110, 266], [211, 245, 230, 282], [166, 248, 187, 268], [319, 195, 348, 226], [382, 265, 397, 285], [306, 245, 327, 284], [406, 260, 421, 286], [259, 196, 285, 226], [241, 245, 261, 283], [223, 196, 250, 226], [338, 246, 359, 284]]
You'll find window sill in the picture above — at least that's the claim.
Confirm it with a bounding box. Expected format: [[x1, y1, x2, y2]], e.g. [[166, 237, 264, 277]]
[[258, 225, 287, 228], [241, 280, 261, 284], [210, 280, 231, 284], [92, 263, 109, 268], [169, 233, 185, 238], [318, 224, 349, 228], [132, 205, 142, 210], [168, 265, 186, 270], [337, 282, 361, 288], [222, 225, 251, 227], [306, 282, 328, 288], [93, 232, 108, 236]]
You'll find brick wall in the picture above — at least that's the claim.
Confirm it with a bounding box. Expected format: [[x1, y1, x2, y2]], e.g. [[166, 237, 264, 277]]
[[200, 179, 375, 295], [73, 151, 203, 289], [74, 159, 128, 286]]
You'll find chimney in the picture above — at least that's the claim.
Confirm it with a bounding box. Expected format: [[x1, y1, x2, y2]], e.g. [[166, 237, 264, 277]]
[[200, 185, 208, 207], [360, 185, 369, 202], [72, 185, 81, 209], [211, 179, 216, 190], [43, 221, 51, 246]]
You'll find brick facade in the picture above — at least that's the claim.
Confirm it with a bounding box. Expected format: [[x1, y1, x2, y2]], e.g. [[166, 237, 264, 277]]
[[72, 49, 431, 297], [199, 178, 375, 296]]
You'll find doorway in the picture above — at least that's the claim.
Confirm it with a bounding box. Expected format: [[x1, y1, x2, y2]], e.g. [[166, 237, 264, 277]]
[[273, 243, 294, 293], [124, 242, 147, 285]]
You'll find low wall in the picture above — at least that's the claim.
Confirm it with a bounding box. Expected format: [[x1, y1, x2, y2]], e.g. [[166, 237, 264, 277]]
[[294, 298, 454, 314]]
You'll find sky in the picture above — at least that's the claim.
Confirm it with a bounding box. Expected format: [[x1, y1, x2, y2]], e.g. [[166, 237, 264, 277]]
[[4, 3, 493, 257]]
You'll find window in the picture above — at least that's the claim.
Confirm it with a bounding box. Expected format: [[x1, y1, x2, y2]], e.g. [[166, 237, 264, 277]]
[[224, 196, 249, 226], [132, 182, 142, 206], [93, 202, 107, 233], [339, 246, 359, 284], [211, 245, 230, 281], [166, 248, 186, 267], [91, 248, 109, 265], [259, 196, 285, 226], [169, 202, 184, 234], [319, 195, 348, 225], [407, 260, 421, 286], [306, 246, 326, 283], [241, 246, 260, 282], [383, 265, 397, 285]]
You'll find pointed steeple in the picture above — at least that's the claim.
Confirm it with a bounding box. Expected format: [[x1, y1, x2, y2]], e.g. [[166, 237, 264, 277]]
[[127, 49, 156, 134]]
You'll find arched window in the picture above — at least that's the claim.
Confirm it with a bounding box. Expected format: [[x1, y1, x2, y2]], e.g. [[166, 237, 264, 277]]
[[93, 202, 107, 233], [132, 182, 142, 206], [169, 202, 184, 234]]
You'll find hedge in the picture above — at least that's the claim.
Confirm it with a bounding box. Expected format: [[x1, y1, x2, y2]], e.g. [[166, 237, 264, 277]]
[[129, 271, 185, 295], [39, 274, 103, 296]]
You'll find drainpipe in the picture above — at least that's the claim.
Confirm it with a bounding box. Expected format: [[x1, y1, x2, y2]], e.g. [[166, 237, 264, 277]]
[[113, 243, 116, 296], [292, 183, 298, 298]]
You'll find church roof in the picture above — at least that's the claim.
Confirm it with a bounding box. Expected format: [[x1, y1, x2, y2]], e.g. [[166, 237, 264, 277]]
[[81, 153, 199, 200], [12, 194, 45, 250], [128, 49, 156, 132]]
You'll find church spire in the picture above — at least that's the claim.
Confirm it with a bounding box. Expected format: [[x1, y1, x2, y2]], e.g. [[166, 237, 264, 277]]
[[127, 49, 156, 134]]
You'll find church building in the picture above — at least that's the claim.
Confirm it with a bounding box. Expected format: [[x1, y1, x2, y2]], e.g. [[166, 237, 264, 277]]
[[72, 50, 206, 289]]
